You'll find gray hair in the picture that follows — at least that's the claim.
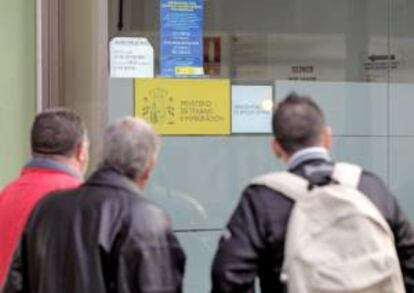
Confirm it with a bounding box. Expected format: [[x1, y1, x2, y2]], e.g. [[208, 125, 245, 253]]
[[102, 117, 160, 179]]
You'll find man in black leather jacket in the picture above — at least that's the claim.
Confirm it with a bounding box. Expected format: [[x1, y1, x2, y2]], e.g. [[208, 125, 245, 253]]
[[211, 94, 414, 293], [3, 117, 185, 293]]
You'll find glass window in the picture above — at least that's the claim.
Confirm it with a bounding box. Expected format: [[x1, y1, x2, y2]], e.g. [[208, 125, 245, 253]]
[[107, 0, 414, 291]]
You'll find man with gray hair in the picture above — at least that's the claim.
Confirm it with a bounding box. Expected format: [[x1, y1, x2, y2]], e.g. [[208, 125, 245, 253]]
[[3, 117, 186, 293]]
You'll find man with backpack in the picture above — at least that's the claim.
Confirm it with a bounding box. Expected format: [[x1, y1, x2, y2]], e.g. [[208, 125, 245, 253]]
[[211, 93, 414, 293]]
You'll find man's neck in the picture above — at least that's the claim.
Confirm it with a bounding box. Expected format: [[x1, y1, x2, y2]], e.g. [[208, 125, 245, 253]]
[[287, 147, 331, 170], [27, 156, 82, 179]]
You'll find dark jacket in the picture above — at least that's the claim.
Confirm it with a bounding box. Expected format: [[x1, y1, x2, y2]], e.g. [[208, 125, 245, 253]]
[[211, 158, 414, 293], [3, 168, 186, 293]]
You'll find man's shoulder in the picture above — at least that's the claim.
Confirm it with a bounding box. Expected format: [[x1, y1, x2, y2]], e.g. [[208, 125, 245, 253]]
[[79, 178, 171, 233], [114, 194, 171, 239], [0, 175, 24, 196], [356, 167, 391, 199], [32, 185, 80, 212], [0, 170, 41, 195], [247, 169, 290, 190], [129, 195, 169, 221], [359, 169, 387, 186], [23, 167, 80, 187], [243, 177, 295, 211], [0, 169, 80, 201], [242, 163, 388, 207], [358, 169, 396, 212]]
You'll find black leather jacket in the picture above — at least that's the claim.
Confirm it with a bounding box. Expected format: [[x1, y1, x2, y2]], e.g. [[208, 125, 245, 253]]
[[3, 168, 186, 293], [211, 159, 414, 293]]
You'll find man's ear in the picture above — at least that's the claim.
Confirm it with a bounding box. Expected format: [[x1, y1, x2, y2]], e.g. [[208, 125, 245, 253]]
[[75, 140, 89, 174], [136, 155, 157, 189], [271, 139, 289, 162], [322, 126, 332, 151]]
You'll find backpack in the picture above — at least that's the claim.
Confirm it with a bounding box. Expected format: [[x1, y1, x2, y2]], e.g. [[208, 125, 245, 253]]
[[251, 162, 405, 293]]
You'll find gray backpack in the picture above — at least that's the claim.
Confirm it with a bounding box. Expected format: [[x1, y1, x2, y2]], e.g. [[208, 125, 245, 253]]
[[252, 162, 405, 293]]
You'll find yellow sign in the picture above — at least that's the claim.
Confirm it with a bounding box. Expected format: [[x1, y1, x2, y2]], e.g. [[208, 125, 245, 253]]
[[135, 79, 230, 135]]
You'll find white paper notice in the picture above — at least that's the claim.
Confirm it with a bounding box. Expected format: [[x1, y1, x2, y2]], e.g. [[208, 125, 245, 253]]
[[232, 85, 273, 134], [110, 37, 154, 78]]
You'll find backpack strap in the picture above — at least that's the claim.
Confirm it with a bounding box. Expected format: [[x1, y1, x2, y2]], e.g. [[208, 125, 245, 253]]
[[251, 172, 309, 202], [251, 162, 362, 201], [332, 162, 362, 188]]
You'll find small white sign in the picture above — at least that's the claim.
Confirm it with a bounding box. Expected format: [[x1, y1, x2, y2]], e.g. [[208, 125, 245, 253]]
[[110, 37, 154, 78], [232, 85, 273, 134]]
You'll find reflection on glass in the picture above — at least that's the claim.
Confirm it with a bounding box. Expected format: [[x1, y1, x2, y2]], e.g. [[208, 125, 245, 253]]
[[104, 1, 414, 292]]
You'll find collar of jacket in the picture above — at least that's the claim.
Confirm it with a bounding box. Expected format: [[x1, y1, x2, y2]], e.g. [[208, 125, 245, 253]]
[[25, 157, 82, 179], [86, 167, 143, 195], [287, 147, 332, 171]]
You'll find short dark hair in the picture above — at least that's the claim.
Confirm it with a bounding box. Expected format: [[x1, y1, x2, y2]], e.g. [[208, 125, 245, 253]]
[[272, 93, 325, 155], [31, 108, 86, 157]]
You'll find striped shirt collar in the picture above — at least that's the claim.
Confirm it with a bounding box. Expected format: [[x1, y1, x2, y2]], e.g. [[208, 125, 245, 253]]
[[287, 147, 332, 170]]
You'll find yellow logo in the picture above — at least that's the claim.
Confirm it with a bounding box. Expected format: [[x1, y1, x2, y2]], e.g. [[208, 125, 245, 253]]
[[142, 88, 175, 125]]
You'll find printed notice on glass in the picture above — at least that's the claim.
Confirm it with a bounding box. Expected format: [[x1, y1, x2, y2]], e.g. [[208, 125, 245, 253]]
[[232, 85, 273, 134], [135, 79, 230, 135], [110, 37, 154, 78], [160, 0, 204, 77]]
